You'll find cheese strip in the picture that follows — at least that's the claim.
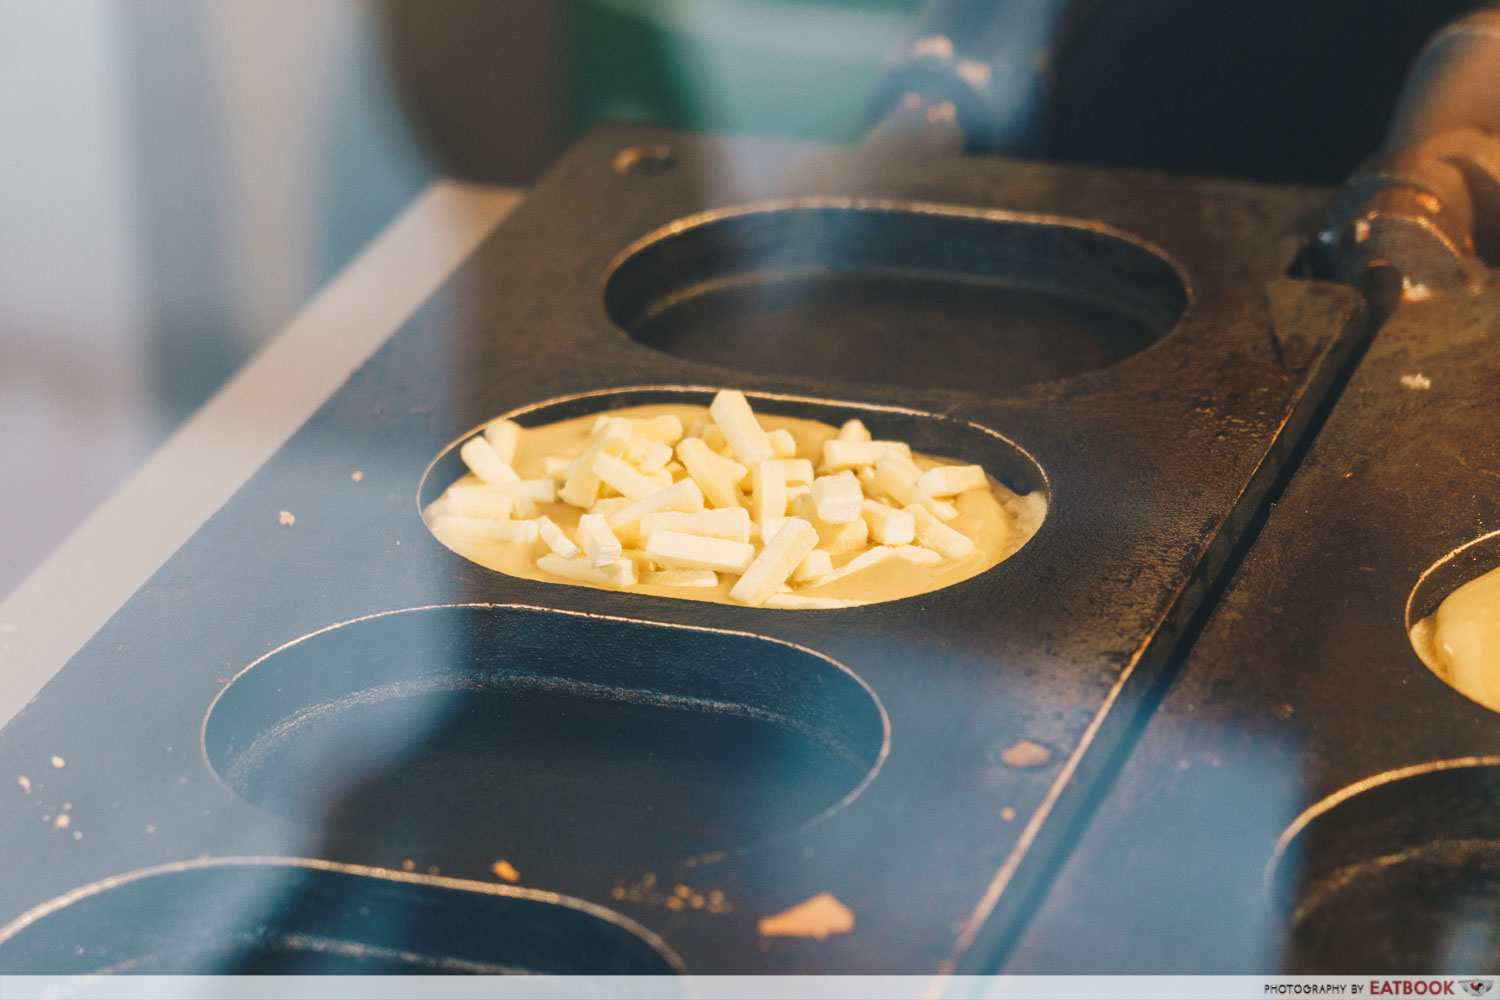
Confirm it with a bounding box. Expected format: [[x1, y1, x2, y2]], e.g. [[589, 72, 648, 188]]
[[537, 553, 636, 588], [593, 452, 665, 501], [894, 544, 943, 565], [559, 418, 631, 507], [793, 549, 834, 582], [607, 479, 706, 543], [638, 441, 674, 474], [577, 513, 623, 568], [764, 593, 867, 609], [441, 485, 514, 520], [809, 545, 897, 587], [636, 414, 683, 444], [756, 515, 789, 544], [908, 504, 976, 559], [593, 413, 682, 444], [483, 419, 522, 465], [589, 496, 634, 519], [692, 422, 729, 454], [812, 471, 862, 524], [640, 507, 750, 543], [499, 479, 556, 503], [433, 515, 537, 544], [822, 439, 912, 471], [753, 460, 788, 524], [709, 389, 774, 466], [619, 549, 654, 571], [878, 447, 923, 480], [536, 515, 581, 558], [730, 518, 818, 606], [460, 437, 520, 486], [767, 428, 797, 459], [861, 499, 915, 545], [871, 455, 920, 506], [646, 530, 756, 574], [792, 492, 869, 554], [640, 569, 719, 588], [542, 455, 570, 478], [917, 464, 987, 497], [624, 432, 654, 464], [676, 437, 746, 509], [836, 418, 870, 442], [781, 459, 814, 486], [872, 453, 958, 520]]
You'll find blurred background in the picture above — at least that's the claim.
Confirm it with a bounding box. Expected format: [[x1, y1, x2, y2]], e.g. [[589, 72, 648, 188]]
[[0, 0, 1476, 598]]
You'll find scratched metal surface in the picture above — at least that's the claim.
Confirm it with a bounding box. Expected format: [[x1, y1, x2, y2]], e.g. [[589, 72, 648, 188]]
[[1008, 275, 1500, 974], [0, 126, 1363, 975]]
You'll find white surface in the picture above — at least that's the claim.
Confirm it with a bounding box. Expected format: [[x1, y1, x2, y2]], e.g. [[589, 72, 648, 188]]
[[0, 1, 154, 596], [0, 180, 522, 729], [0, 1, 436, 598], [0, 975, 1398, 999]]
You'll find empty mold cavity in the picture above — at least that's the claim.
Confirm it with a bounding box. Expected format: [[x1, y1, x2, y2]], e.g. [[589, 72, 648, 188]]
[[0, 858, 683, 975], [1271, 763, 1500, 972], [419, 387, 1048, 607], [1408, 530, 1500, 714], [603, 200, 1188, 393], [204, 605, 887, 870]]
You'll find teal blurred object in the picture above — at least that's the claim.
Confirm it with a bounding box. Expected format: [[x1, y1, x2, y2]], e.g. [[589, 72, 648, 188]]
[[566, 0, 922, 144]]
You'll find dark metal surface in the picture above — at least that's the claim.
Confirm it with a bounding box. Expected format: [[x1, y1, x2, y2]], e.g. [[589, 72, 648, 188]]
[[203, 606, 887, 877], [0, 125, 1362, 976], [602, 203, 1189, 394], [1007, 275, 1500, 974], [0, 858, 685, 975]]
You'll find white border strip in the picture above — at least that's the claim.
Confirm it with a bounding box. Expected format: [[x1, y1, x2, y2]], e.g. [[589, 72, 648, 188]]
[[0, 180, 522, 728], [0, 975, 1465, 999]]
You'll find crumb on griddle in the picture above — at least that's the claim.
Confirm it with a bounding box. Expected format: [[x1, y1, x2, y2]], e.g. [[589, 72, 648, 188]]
[[758, 893, 854, 940], [999, 740, 1051, 769]]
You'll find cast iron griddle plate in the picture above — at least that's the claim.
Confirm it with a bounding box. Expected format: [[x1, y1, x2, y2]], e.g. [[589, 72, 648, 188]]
[[0, 125, 1362, 976], [1007, 275, 1500, 974]]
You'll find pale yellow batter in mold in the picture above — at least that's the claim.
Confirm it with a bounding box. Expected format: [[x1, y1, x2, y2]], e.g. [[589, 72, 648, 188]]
[[1411, 564, 1500, 712], [424, 401, 1045, 608]]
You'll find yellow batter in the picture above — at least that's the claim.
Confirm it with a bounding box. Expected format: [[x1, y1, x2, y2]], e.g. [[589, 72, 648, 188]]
[[424, 403, 1044, 608], [1411, 565, 1500, 712]]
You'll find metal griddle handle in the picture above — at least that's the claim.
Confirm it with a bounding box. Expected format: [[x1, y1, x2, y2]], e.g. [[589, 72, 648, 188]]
[[1316, 6, 1500, 295]]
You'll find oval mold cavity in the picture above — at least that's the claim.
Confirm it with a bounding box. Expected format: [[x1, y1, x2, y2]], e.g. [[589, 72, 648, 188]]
[[1272, 764, 1500, 973], [604, 201, 1188, 392], [0, 859, 683, 975], [205, 606, 887, 871], [419, 386, 1049, 607], [1408, 530, 1500, 714]]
